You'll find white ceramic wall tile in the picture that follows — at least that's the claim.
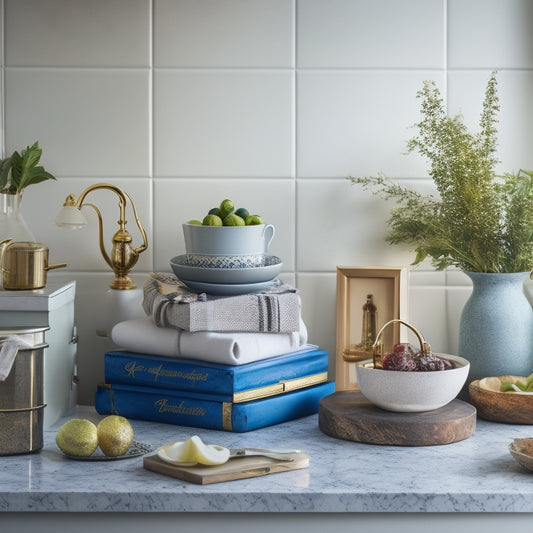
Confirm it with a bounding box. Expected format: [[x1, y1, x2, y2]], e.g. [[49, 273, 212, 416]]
[[152, 178, 295, 271], [154, 70, 293, 177], [4, 69, 150, 176], [154, 0, 293, 67], [296, 179, 437, 271], [296, 272, 338, 375], [446, 268, 472, 287], [297, 70, 445, 178], [446, 286, 472, 358], [297, 0, 445, 68], [447, 70, 533, 173], [4, 0, 150, 67], [22, 177, 153, 273], [448, 0, 533, 69], [154, 71, 292, 177], [408, 269, 446, 286], [408, 286, 448, 354]]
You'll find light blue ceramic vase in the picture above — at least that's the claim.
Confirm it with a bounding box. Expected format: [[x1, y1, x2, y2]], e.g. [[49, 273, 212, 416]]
[[459, 271, 533, 383]]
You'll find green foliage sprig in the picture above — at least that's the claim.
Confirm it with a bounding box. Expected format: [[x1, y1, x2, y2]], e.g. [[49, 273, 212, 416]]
[[348, 72, 533, 273], [0, 142, 56, 195]]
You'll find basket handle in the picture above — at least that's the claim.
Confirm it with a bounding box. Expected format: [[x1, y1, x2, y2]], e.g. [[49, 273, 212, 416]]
[[372, 319, 431, 368]]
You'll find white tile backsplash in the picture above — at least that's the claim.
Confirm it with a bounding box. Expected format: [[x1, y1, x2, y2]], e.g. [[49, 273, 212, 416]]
[[297, 70, 445, 178], [297, 0, 445, 68], [154, 0, 293, 67], [448, 0, 533, 69], [5, 0, 150, 67], [297, 179, 415, 271], [154, 69, 293, 177], [297, 272, 338, 372], [4, 69, 150, 176], [1, 0, 532, 404], [408, 286, 448, 353]]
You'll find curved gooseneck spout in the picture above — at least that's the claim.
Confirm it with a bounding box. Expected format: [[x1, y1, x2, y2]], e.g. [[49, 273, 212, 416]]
[[58, 183, 148, 290]]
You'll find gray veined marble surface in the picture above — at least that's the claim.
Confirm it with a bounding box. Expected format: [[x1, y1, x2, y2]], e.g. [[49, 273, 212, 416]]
[[1, 405, 533, 513]]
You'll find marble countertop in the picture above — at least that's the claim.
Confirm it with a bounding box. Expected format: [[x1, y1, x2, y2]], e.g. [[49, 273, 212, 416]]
[[2, 405, 533, 513]]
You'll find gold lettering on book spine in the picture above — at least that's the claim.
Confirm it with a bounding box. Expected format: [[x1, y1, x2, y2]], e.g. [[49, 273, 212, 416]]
[[154, 398, 207, 417], [123, 360, 208, 386]]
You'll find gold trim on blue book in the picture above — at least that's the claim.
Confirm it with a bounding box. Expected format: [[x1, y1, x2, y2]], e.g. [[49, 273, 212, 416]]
[[222, 403, 232, 431], [232, 372, 328, 403]]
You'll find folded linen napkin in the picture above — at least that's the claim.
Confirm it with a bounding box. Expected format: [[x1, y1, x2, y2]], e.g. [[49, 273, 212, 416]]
[[111, 317, 308, 365], [143, 273, 302, 334], [0, 335, 33, 381]]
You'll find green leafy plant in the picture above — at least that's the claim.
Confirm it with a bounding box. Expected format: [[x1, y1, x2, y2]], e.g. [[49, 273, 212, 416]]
[[0, 142, 56, 195], [348, 72, 533, 273]]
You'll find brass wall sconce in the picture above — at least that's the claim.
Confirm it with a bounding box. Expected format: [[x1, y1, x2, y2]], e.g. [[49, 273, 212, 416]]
[[55, 183, 148, 290]]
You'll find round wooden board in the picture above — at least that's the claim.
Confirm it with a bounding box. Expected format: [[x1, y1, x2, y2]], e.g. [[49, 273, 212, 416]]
[[319, 391, 476, 446]]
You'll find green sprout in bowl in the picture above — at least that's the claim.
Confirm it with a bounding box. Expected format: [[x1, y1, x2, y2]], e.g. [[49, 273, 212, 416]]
[[188, 199, 265, 227]]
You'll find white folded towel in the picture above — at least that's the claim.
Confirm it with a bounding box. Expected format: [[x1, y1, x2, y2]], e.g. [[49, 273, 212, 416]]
[[111, 317, 308, 366], [0, 335, 32, 381]]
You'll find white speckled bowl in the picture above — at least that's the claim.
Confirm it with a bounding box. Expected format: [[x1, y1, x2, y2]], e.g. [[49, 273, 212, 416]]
[[355, 355, 470, 412]]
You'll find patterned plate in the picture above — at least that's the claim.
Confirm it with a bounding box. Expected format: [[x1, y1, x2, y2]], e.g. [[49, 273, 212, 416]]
[[61, 441, 153, 461], [170, 254, 282, 284]]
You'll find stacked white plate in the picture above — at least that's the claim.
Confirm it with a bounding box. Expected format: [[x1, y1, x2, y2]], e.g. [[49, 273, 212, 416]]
[[170, 254, 283, 296]]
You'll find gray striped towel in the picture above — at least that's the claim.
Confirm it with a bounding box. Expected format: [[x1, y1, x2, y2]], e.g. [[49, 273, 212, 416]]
[[142, 273, 302, 333]]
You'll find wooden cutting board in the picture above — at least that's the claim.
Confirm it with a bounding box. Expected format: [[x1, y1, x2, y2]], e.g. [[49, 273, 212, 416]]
[[319, 391, 476, 446], [143, 451, 309, 485]]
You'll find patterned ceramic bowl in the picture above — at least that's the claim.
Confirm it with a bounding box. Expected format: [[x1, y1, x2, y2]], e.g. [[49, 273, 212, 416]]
[[185, 253, 265, 269]]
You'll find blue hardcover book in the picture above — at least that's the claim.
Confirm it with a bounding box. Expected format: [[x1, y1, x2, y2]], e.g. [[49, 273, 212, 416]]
[[104, 347, 328, 402], [94, 381, 335, 432]]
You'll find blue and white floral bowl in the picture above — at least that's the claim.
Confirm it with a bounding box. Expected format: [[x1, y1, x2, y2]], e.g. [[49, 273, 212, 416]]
[[171, 254, 282, 284], [185, 253, 264, 269]]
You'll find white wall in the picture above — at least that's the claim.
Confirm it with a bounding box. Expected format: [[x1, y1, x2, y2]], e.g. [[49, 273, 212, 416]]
[[1, 0, 533, 404]]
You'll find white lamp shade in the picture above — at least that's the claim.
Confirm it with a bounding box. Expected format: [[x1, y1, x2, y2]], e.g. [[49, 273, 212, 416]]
[[55, 205, 88, 229]]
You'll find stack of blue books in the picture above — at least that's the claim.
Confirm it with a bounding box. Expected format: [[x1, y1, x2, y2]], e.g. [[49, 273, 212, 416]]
[[95, 273, 335, 432], [95, 347, 334, 432]]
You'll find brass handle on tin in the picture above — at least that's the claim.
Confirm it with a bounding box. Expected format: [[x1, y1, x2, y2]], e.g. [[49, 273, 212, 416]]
[[45, 263, 68, 271]]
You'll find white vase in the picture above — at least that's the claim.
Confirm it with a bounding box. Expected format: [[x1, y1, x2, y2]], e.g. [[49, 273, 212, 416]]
[[0, 192, 36, 242]]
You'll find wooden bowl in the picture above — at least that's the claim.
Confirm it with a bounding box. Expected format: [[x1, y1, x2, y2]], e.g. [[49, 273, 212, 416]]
[[469, 376, 533, 424], [509, 438, 533, 471]]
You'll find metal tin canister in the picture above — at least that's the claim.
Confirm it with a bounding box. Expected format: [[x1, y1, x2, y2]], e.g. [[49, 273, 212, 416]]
[[1, 241, 67, 290], [0, 327, 48, 455]]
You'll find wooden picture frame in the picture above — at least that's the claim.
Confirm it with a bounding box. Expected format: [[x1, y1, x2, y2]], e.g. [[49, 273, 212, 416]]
[[335, 266, 408, 391]]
